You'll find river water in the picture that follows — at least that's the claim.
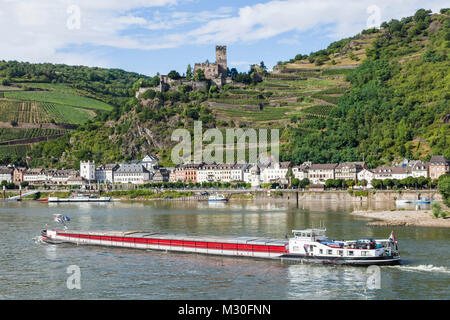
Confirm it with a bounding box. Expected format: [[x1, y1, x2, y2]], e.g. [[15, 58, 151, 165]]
[[0, 200, 448, 300]]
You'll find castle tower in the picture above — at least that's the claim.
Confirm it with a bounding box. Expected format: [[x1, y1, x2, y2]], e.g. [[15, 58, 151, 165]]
[[215, 45, 227, 76]]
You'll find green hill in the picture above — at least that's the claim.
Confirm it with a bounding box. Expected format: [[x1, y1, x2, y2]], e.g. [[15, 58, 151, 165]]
[[0, 62, 152, 164], [282, 9, 449, 167], [3, 8, 449, 168]]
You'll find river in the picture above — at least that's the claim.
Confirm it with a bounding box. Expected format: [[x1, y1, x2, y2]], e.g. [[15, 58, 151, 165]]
[[0, 200, 448, 299]]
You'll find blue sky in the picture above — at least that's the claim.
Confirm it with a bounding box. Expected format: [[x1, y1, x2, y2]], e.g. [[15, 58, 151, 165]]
[[0, 0, 448, 76]]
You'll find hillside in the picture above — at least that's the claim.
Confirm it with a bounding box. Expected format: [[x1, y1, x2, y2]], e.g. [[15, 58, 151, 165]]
[[281, 9, 449, 167], [0, 62, 151, 165], [7, 8, 450, 169]]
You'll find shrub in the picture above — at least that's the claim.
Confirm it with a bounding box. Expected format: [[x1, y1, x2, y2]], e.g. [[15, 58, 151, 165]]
[[431, 202, 442, 219]]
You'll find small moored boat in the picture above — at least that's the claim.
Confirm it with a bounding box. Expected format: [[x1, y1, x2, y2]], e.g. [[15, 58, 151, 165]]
[[207, 194, 228, 202]]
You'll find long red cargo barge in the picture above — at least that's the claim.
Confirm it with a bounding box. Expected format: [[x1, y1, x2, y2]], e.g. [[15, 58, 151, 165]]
[[40, 227, 401, 265], [41, 229, 289, 259]]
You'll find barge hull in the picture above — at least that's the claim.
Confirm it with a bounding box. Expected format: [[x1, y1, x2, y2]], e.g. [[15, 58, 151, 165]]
[[280, 254, 401, 266], [42, 229, 289, 260]]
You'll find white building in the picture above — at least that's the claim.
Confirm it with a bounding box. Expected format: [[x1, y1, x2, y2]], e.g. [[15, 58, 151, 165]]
[[66, 175, 88, 186], [357, 169, 375, 188], [23, 168, 48, 184], [95, 164, 119, 184], [308, 163, 338, 185], [80, 161, 96, 181], [261, 162, 292, 184], [114, 163, 150, 184], [243, 164, 261, 187], [215, 163, 233, 182], [197, 163, 218, 183], [141, 155, 159, 171], [0, 167, 13, 183], [373, 166, 411, 180], [292, 163, 310, 180], [410, 161, 428, 178], [231, 163, 248, 182], [49, 170, 78, 185]]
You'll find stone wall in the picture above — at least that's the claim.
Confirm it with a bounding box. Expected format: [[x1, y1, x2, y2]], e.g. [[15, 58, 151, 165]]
[[253, 190, 442, 204]]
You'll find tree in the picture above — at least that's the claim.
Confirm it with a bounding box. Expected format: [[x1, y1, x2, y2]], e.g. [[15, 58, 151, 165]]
[[298, 178, 310, 189], [371, 179, 383, 189], [193, 69, 205, 81], [167, 70, 181, 80], [186, 64, 193, 80], [259, 61, 267, 72], [413, 9, 431, 22], [438, 175, 450, 207], [229, 68, 238, 79]]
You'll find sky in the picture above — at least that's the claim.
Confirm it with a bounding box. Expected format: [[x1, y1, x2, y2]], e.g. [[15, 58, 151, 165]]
[[0, 0, 448, 76]]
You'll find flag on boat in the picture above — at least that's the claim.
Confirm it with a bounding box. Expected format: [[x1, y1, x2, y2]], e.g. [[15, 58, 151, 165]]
[[389, 231, 398, 250], [53, 214, 70, 223]]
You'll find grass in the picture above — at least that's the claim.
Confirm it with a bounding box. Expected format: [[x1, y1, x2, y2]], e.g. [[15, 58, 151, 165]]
[[4, 91, 113, 111]]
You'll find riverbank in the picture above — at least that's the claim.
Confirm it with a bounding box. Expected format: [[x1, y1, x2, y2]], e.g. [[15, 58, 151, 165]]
[[351, 209, 450, 228]]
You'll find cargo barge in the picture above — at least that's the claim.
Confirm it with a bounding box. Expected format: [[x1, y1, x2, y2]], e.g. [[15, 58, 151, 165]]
[[40, 227, 401, 266]]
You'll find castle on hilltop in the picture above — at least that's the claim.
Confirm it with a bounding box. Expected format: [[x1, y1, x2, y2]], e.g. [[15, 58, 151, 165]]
[[193, 45, 229, 86], [136, 45, 232, 96]]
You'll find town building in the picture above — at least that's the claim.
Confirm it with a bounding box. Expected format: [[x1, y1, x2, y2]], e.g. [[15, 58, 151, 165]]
[[428, 155, 449, 180], [49, 170, 78, 185], [197, 163, 217, 183], [114, 163, 150, 184], [292, 163, 310, 181], [95, 164, 119, 184], [243, 164, 261, 187], [13, 167, 26, 185], [151, 169, 170, 183], [231, 163, 249, 182], [66, 175, 88, 186], [0, 166, 13, 183], [80, 161, 96, 181], [261, 161, 292, 184], [141, 155, 159, 171], [410, 160, 429, 178], [372, 166, 411, 180], [308, 164, 338, 185], [215, 163, 234, 182], [357, 169, 375, 188], [23, 168, 48, 185], [334, 162, 367, 181]]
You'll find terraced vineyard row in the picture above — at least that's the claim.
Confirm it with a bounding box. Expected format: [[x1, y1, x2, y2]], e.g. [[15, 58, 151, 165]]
[[0, 128, 67, 142], [300, 105, 334, 117], [0, 100, 93, 124], [3, 90, 113, 111], [0, 144, 30, 160]]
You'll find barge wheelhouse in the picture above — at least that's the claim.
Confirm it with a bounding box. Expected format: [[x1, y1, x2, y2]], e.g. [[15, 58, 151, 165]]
[[283, 228, 400, 265]]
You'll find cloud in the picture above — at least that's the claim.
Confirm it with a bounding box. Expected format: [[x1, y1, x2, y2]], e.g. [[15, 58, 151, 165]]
[[0, 0, 179, 64], [1, 0, 449, 67], [185, 0, 449, 44]]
